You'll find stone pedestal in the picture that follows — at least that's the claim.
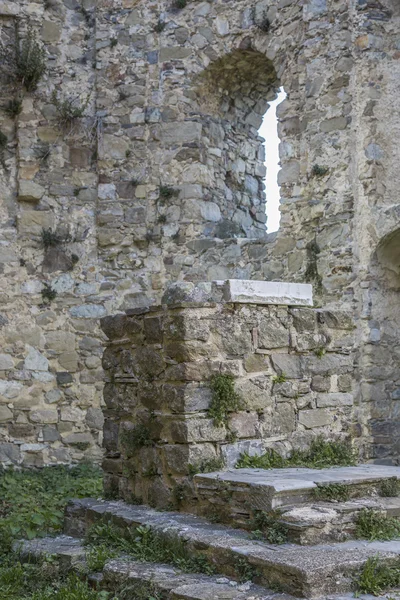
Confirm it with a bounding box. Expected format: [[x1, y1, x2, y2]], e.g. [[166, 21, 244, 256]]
[[100, 281, 356, 508]]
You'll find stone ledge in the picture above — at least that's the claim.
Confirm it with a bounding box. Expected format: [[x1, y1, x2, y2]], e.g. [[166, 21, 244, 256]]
[[161, 280, 313, 308], [222, 280, 313, 307]]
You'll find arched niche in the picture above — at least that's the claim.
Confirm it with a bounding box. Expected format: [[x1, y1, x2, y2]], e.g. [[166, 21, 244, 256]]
[[190, 48, 281, 239]]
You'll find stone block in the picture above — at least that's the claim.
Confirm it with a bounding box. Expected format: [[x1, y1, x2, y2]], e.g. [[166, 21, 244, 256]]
[[45, 331, 76, 353], [0, 443, 20, 464], [298, 409, 333, 429], [0, 405, 13, 422], [18, 180, 45, 202], [222, 280, 313, 307], [0, 354, 13, 370], [271, 354, 303, 379], [316, 393, 353, 408]]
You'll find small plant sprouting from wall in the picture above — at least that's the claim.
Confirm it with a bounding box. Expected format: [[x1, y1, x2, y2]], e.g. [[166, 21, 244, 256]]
[[4, 98, 22, 118], [120, 423, 153, 457], [188, 456, 226, 477], [41, 283, 57, 303], [208, 374, 242, 426], [154, 19, 166, 33], [305, 239, 323, 294], [41, 227, 72, 249], [172, 0, 187, 9], [51, 90, 90, 129], [0, 130, 7, 152], [273, 373, 287, 384], [15, 27, 46, 92], [159, 185, 179, 201], [312, 483, 350, 502], [236, 437, 357, 470], [311, 164, 329, 178]]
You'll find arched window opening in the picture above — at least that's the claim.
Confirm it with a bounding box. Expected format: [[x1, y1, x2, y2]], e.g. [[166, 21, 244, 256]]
[[193, 49, 281, 240], [259, 88, 287, 233]]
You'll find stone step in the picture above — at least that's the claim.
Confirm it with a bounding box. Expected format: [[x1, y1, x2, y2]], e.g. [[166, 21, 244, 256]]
[[16, 535, 291, 600], [64, 498, 400, 598], [280, 497, 400, 545], [193, 465, 400, 525]]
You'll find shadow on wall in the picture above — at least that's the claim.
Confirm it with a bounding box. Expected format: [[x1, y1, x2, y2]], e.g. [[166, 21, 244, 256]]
[[367, 227, 400, 464], [192, 48, 281, 239]]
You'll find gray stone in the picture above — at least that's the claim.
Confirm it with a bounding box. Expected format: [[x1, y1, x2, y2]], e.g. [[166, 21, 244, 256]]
[[0, 354, 14, 370], [86, 407, 104, 430], [24, 346, 49, 372], [69, 304, 107, 318], [298, 409, 333, 429]]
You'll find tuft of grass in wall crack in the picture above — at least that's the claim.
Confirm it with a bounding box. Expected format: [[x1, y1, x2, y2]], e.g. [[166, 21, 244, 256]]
[[159, 185, 178, 201], [4, 98, 22, 118], [15, 26, 46, 92], [154, 19, 166, 33], [119, 423, 153, 457], [172, 0, 187, 8], [208, 374, 242, 426], [51, 90, 90, 129], [41, 283, 57, 304], [236, 437, 357, 470], [311, 164, 329, 178], [312, 482, 350, 502]]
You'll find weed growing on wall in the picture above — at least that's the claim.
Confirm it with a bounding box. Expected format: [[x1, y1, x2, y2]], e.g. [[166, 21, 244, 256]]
[[208, 374, 242, 426], [312, 483, 350, 502], [119, 424, 153, 457], [51, 90, 90, 129], [236, 437, 357, 469], [15, 27, 46, 92], [41, 283, 57, 304], [4, 98, 22, 118]]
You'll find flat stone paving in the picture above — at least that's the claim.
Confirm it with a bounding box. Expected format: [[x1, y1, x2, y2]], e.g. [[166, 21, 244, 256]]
[[195, 465, 400, 493]]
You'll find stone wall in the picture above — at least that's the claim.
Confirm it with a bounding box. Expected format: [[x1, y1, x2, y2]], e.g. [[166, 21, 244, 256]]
[[100, 282, 356, 508], [0, 0, 399, 466]]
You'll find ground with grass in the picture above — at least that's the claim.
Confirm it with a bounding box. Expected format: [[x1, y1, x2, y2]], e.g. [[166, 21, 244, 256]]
[[0, 465, 109, 600]]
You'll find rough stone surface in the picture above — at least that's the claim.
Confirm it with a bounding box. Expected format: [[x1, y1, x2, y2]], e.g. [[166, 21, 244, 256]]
[[101, 302, 356, 508], [0, 0, 399, 466]]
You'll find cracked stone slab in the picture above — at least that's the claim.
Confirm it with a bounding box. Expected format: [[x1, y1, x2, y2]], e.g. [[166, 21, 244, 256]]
[[65, 498, 400, 598]]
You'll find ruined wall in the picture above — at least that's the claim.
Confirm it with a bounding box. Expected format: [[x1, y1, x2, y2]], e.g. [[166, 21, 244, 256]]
[[0, 0, 398, 465], [100, 285, 356, 508]]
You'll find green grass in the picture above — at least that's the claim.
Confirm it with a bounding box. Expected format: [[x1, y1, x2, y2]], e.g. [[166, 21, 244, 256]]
[[85, 522, 216, 576], [355, 509, 400, 541], [0, 464, 102, 547], [356, 556, 400, 596], [236, 437, 357, 470], [0, 465, 106, 600]]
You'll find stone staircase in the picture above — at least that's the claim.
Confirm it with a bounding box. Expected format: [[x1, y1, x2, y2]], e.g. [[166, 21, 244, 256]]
[[16, 465, 400, 600]]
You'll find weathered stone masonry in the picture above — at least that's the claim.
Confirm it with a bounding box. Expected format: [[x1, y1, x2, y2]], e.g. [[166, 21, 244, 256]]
[[0, 0, 399, 465], [100, 282, 357, 508]]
